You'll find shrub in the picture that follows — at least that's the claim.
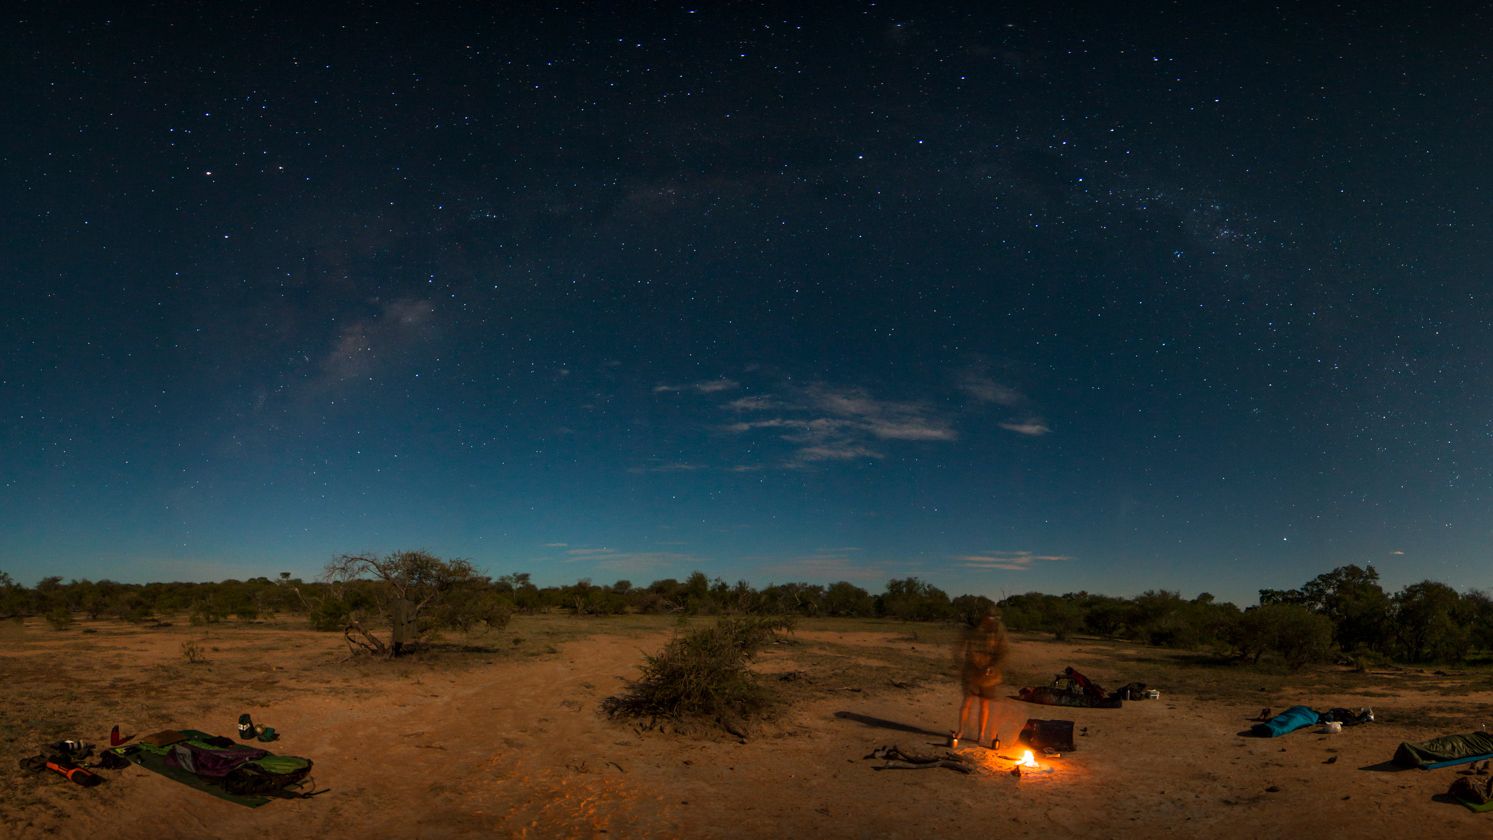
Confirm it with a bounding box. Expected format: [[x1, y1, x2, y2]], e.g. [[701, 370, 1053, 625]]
[[189, 599, 227, 626], [430, 589, 514, 632], [601, 616, 793, 729], [181, 640, 207, 664], [44, 607, 73, 630], [309, 597, 350, 632]]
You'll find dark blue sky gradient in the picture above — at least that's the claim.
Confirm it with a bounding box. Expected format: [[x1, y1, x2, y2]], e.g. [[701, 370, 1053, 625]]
[[3, 3, 1490, 603]]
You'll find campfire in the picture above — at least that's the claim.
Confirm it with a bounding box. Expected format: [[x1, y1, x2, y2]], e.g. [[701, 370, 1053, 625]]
[[1018, 750, 1038, 768]]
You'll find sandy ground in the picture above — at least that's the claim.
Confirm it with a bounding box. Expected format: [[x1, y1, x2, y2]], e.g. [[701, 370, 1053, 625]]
[[4, 614, 1493, 838]]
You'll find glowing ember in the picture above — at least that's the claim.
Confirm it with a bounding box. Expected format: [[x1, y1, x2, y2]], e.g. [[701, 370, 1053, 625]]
[[1019, 750, 1037, 767]]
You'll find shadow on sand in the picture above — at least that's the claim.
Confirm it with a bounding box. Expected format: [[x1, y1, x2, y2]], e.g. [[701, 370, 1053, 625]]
[[832, 711, 945, 739]]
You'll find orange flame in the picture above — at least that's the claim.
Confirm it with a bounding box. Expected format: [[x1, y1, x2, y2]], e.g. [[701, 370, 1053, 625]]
[[1019, 750, 1037, 767]]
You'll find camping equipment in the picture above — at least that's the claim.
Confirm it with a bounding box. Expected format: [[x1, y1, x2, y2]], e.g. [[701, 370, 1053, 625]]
[[54, 739, 91, 757], [1018, 719, 1076, 752], [19, 753, 103, 787], [110, 725, 133, 747], [238, 714, 256, 740], [1393, 732, 1493, 770], [1448, 775, 1493, 813], [113, 728, 318, 807], [166, 736, 268, 776], [140, 729, 190, 747], [255, 724, 279, 742], [1018, 667, 1125, 708], [1250, 706, 1320, 737], [223, 754, 314, 796], [1320, 707, 1374, 726], [46, 757, 100, 786]]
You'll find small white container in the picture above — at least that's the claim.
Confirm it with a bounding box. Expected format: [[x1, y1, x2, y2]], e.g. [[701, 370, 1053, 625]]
[[1325, 721, 1343, 733], [1144, 689, 1160, 700]]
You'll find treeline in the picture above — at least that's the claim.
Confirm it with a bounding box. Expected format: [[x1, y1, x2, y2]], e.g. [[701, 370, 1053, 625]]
[[2, 563, 1489, 666], [998, 565, 1493, 667], [0, 569, 977, 627]]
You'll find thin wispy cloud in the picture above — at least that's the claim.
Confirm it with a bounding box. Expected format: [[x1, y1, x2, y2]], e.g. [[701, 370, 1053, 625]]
[[998, 420, 1051, 437], [957, 364, 1051, 436], [719, 383, 957, 465], [757, 548, 889, 585], [797, 444, 883, 462], [726, 395, 779, 411], [566, 547, 616, 557], [957, 371, 1025, 407], [957, 550, 1070, 571], [628, 462, 707, 474], [654, 369, 1044, 470], [654, 378, 740, 394], [550, 545, 701, 574], [803, 385, 957, 441]]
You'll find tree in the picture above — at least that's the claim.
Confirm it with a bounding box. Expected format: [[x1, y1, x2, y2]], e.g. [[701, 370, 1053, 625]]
[[323, 551, 497, 655], [1466, 590, 1493, 653], [1394, 581, 1472, 663], [495, 572, 543, 612], [1298, 565, 1393, 654], [1232, 603, 1333, 669], [822, 581, 874, 617], [0, 571, 28, 618], [877, 577, 953, 621], [951, 594, 996, 627]]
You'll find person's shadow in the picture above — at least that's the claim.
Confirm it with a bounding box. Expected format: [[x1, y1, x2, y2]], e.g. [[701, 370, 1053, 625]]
[[833, 711, 946, 739]]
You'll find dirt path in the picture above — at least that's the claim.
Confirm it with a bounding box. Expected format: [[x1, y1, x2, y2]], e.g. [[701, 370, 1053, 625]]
[[5, 619, 1491, 838]]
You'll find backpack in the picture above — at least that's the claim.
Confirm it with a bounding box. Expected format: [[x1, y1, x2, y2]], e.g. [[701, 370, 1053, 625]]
[[1018, 718, 1076, 752], [223, 754, 315, 797]]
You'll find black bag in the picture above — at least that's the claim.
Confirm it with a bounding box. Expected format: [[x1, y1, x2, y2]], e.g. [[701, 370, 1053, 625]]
[[1018, 718, 1075, 752]]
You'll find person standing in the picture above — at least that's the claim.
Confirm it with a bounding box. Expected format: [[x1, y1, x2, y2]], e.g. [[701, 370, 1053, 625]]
[[954, 609, 1010, 748]]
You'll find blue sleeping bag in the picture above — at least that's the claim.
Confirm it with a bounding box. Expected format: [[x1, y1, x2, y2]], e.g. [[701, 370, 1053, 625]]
[[1251, 705, 1320, 737]]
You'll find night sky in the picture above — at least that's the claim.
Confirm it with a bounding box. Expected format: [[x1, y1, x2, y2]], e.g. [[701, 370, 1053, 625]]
[[4, 3, 1491, 605]]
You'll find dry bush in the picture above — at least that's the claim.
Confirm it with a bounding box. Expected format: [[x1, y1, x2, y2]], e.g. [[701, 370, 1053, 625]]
[[180, 640, 207, 664], [601, 616, 792, 730]]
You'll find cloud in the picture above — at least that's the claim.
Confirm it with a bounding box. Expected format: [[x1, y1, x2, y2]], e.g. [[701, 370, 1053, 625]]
[[659, 371, 1042, 470], [796, 444, 883, 462], [654, 379, 740, 394], [956, 364, 1051, 436], [957, 550, 1070, 571], [717, 383, 956, 465], [756, 549, 889, 584], [957, 371, 1025, 407], [726, 395, 779, 411], [804, 386, 954, 439], [565, 547, 617, 557], [541, 542, 569, 549], [998, 420, 1051, 436], [550, 545, 700, 574], [629, 462, 707, 473]]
